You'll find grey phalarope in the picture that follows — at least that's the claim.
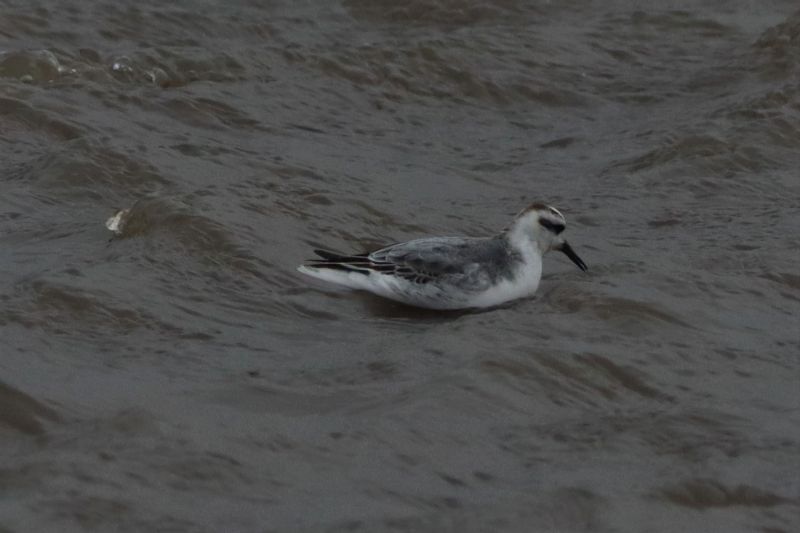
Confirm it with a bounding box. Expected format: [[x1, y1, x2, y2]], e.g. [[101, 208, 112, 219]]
[[297, 203, 587, 310]]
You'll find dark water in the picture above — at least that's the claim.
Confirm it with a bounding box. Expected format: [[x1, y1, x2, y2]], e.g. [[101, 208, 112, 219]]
[[2, 1, 799, 531]]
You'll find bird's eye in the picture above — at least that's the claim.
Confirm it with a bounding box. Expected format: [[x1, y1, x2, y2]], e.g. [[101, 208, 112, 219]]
[[539, 218, 565, 234]]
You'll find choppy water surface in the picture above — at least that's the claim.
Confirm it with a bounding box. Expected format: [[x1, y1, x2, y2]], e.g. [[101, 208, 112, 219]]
[[2, 1, 799, 531]]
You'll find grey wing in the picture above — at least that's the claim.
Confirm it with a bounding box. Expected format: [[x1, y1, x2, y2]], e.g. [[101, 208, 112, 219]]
[[368, 237, 504, 286]]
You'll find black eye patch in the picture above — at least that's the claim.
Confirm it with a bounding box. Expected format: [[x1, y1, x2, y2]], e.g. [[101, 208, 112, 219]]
[[539, 218, 565, 234]]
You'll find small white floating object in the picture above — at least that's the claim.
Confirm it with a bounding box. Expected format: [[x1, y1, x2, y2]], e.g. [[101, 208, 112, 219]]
[[111, 56, 133, 74], [105, 208, 130, 235]]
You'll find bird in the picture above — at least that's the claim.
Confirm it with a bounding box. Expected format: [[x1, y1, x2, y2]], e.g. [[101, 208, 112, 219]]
[[297, 203, 587, 310]]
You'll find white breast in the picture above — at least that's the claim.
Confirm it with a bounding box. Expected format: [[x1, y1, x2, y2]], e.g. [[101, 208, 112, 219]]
[[466, 257, 542, 308]]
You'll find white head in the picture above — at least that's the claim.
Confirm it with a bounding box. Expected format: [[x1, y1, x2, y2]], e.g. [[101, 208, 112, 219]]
[[508, 203, 587, 271]]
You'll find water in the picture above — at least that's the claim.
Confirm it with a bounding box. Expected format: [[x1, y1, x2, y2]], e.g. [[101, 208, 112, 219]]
[[1, 1, 798, 531]]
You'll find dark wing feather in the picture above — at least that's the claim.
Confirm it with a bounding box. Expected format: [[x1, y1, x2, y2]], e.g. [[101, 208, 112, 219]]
[[368, 237, 495, 285], [304, 237, 513, 287], [305, 249, 393, 275], [312, 249, 365, 262], [303, 244, 461, 283]]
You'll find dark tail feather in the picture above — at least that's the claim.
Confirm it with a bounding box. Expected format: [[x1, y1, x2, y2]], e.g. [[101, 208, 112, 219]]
[[304, 249, 373, 274], [312, 249, 368, 262]]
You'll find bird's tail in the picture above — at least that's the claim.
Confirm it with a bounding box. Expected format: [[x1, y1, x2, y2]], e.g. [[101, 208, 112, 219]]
[[300, 249, 373, 274], [298, 249, 385, 290]]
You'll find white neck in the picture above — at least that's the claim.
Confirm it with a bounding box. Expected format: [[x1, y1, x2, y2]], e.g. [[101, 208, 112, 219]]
[[506, 215, 546, 256]]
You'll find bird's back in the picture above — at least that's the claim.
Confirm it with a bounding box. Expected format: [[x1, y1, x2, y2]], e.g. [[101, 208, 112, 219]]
[[369, 235, 520, 290]]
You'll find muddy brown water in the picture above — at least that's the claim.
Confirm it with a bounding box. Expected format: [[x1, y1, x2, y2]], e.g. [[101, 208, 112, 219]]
[[1, 1, 799, 532]]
